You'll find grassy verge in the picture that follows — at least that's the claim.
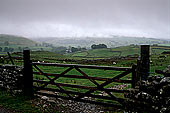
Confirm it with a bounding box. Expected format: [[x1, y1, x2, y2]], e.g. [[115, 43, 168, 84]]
[[0, 89, 40, 113]]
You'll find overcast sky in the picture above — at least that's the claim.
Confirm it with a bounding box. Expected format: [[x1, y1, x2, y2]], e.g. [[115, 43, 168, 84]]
[[0, 0, 169, 39]]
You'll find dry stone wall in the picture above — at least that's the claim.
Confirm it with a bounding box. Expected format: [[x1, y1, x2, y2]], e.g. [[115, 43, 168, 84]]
[[124, 75, 170, 113], [0, 65, 24, 94]]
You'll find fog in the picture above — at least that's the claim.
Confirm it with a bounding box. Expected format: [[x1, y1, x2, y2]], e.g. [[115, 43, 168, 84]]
[[0, 0, 169, 39]]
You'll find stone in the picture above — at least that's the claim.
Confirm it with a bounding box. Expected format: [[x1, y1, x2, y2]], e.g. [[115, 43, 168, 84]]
[[0, 65, 24, 94], [124, 76, 170, 112], [41, 96, 49, 100]]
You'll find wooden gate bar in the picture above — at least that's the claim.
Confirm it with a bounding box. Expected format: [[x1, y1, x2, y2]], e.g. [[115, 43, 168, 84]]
[[32, 62, 132, 71], [33, 64, 52, 80], [34, 87, 125, 101], [100, 70, 132, 86], [22, 45, 151, 107], [76, 70, 132, 99], [33, 72, 132, 83], [56, 85, 73, 98], [38, 67, 74, 89], [33, 80, 129, 93], [75, 67, 100, 86]]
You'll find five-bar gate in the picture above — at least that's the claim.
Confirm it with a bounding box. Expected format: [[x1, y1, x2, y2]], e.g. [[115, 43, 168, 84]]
[[23, 45, 150, 108]]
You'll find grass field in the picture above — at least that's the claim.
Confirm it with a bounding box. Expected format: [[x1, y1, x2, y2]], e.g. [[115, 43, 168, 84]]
[[0, 90, 39, 113], [1, 44, 170, 112], [0, 45, 52, 52], [0, 34, 36, 46], [2, 45, 170, 72], [65, 47, 138, 58]]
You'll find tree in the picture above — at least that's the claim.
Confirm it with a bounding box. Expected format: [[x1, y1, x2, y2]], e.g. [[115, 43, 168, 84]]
[[99, 44, 107, 48], [4, 41, 9, 46], [8, 48, 14, 52], [91, 44, 107, 49], [91, 44, 97, 49], [42, 42, 53, 47], [18, 47, 23, 52], [0, 47, 2, 52], [35, 43, 38, 46], [3, 47, 9, 52], [40, 48, 44, 51], [81, 47, 87, 51], [71, 47, 79, 52]]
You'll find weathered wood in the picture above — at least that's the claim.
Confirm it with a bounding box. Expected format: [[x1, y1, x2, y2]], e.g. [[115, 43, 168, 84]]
[[102, 70, 132, 84], [136, 58, 142, 82], [34, 86, 124, 101], [75, 67, 100, 86], [155, 70, 164, 75], [36, 66, 74, 89], [34, 79, 96, 90], [33, 72, 132, 83], [55, 85, 73, 98], [33, 80, 129, 93], [132, 64, 137, 88], [76, 70, 132, 99], [140, 45, 150, 80], [23, 50, 33, 97], [32, 62, 132, 71], [30, 50, 140, 107], [33, 64, 52, 80]]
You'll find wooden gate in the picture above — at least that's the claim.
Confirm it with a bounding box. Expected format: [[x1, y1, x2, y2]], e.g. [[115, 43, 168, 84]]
[[22, 45, 150, 108], [32, 62, 137, 108]]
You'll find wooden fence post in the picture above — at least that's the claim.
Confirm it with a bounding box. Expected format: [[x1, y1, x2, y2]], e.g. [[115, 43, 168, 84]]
[[140, 45, 150, 80], [23, 50, 33, 97], [135, 45, 150, 86], [132, 64, 137, 88]]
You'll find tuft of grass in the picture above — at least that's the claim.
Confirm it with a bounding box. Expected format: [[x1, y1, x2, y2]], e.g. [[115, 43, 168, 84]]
[[0, 90, 40, 113]]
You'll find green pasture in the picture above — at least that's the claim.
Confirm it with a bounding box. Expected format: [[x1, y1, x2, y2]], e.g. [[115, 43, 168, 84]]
[[66, 45, 170, 59], [33, 65, 131, 99], [1, 45, 170, 111], [0, 45, 52, 52], [33, 65, 129, 80], [66, 46, 140, 58]]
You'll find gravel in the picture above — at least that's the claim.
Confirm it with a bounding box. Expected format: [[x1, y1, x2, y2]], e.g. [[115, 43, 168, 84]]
[[31, 95, 121, 113]]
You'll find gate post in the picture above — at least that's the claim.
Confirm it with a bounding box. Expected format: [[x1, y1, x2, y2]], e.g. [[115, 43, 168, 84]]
[[132, 64, 137, 88], [23, 50, 33, 97], [137, 45, 150, 80]]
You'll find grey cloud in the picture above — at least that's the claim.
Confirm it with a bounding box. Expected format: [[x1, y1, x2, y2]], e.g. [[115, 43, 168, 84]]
[[0, 0, 169, 38]]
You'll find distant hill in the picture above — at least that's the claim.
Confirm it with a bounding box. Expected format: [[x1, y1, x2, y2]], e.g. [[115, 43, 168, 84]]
[[31, 36, 170, 48], [0, 34, 36, 46]]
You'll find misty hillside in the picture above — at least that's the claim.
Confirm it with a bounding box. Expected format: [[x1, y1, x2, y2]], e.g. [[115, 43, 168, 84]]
[[0, 34, 36, 46], [31, 36, 170, 48]]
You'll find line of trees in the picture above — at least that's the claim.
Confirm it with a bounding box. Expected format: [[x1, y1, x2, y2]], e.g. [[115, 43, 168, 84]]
[[91, 44, 107, 49], [70, 47, 86, 53], [0, 47, 14, 52]]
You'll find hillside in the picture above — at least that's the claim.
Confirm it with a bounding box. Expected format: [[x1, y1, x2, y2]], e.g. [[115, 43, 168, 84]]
[[0, 34, 36, 46], [0, 34, 53, 53], [65, 45, 170, 59], [31, 36, 170, 48]]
